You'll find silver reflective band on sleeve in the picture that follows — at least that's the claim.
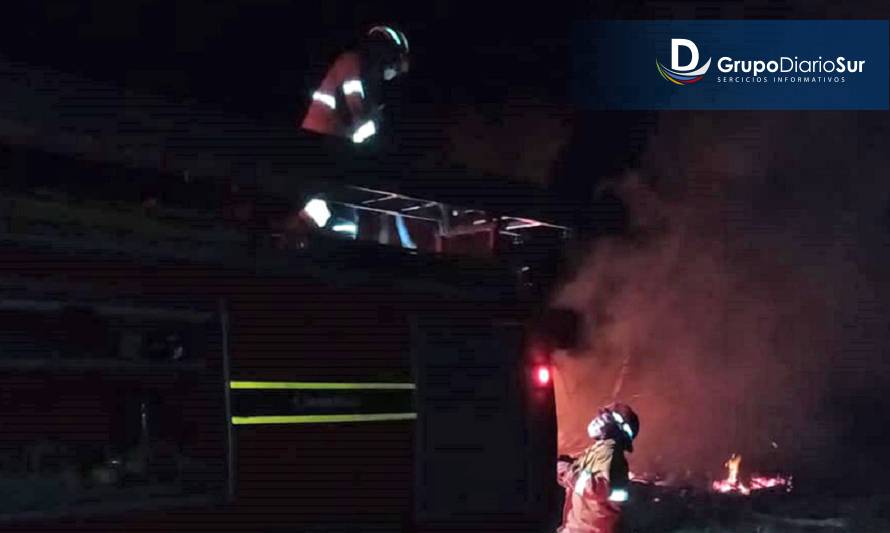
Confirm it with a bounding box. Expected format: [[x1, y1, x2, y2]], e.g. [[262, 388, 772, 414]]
[[351, 120, 377, 143], [312, 91, 336, 109], [573, 470, 591, 497], [608, 488, 629, 502], [342, 79, 365, 98]]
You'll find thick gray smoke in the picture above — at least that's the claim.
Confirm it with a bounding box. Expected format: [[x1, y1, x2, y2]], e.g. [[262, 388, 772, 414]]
[[552, 112, 890, 487]]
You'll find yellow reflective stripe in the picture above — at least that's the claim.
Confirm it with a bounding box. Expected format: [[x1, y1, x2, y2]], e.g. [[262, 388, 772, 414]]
[[231, 413, 417, 425], [230, 381, 415, 390]]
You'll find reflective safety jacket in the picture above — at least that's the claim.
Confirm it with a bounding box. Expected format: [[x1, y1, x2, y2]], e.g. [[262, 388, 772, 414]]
[[300, 51, 380, 144], [556, 439, 629, 533]]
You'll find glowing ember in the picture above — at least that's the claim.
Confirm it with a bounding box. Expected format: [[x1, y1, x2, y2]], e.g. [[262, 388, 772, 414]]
[[711, 454, 792, 495], [750, 475, 792, 491], [629, 471, 670, 487]]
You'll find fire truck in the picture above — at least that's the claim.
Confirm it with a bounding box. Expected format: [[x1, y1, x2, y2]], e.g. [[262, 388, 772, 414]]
[[0, 123, 570, 531]]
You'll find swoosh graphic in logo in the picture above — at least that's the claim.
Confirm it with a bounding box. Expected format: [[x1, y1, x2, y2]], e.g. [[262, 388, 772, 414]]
[[656, 58, 711, 85]]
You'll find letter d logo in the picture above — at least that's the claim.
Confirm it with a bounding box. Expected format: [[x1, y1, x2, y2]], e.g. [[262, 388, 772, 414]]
[[656, 38, 711, 85], [672, 39, 700, 71]]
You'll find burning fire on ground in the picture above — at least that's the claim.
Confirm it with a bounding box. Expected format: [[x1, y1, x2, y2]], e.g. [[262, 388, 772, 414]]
[[711, 453, 792, 495]]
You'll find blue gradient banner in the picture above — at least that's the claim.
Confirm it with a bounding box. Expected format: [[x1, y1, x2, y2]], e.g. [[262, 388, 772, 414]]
[[573, 20, 889, 110]]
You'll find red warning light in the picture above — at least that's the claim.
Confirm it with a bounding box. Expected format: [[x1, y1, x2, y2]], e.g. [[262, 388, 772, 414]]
[[534, 365, 551, 387]]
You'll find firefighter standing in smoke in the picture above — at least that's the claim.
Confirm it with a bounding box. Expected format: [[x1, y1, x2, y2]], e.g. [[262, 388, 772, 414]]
[[557, 403, 639, 533], [300, 25, 410, 144]]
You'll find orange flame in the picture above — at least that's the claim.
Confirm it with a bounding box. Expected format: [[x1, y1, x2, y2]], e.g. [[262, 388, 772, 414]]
[[711, 453, 791, 495], [725, 453, 742, 485]]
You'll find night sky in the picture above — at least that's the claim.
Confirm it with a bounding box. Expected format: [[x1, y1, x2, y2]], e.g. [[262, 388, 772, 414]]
[[0, 1, 572, 120], [0, 1, 676, 238], [0, 1, 635, 207]]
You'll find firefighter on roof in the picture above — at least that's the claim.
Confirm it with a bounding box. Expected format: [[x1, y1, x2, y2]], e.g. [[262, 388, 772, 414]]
[[300, 25, 410, 144], [556, 402, 640, 533]]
